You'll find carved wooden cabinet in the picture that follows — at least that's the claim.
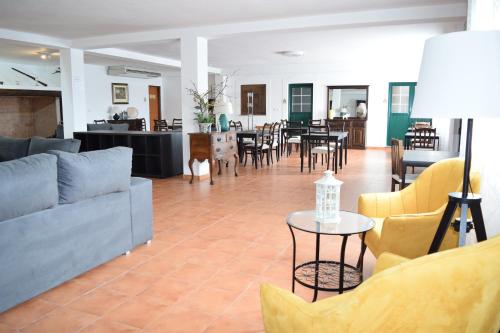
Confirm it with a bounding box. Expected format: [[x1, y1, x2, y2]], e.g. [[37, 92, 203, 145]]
[[188, 131, 239, 185], [328, 119, 366, 149]]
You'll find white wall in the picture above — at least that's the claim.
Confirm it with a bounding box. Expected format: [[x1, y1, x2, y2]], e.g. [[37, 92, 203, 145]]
[[84, 64, 163, 129], [224, 63, 421, 147], [0, 61, 60, 88], [162, 73, 182, 122]]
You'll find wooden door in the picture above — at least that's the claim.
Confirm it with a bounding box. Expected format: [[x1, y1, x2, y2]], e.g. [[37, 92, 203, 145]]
[[148, 86, 161, 131], [386, 82, 415, 145]]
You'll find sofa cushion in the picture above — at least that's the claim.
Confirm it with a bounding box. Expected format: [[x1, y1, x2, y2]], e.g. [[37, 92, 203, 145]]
[[0, 136, 30, 162], [48, 147, 132, 204], [110, 123, 129, 131], [0, 154, 59, 221], [28, 136, 81, 155], [87, 123, 112, 131]]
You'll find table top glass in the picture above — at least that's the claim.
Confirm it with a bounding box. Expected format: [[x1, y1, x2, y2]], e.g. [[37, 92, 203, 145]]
[[286, 210, 375, 235]]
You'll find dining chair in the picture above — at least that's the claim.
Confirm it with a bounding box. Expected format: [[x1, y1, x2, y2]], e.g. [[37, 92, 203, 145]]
[[139, 118, 147, 131], [94, 120, 107, 124], [308, 125, 335, 172], [412, 128, 437, 150], [154, 119, 169, 131], [308, 119, 322, 126], [285, 121, 302, 156], [391, 139, 417, 191], [171, 118, 182, 130], [270, 122, 281, 163], [243, 123, 272, 167]]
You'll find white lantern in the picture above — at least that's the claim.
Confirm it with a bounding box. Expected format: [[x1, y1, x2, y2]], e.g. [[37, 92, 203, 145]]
[[315, 170, 343, 223]]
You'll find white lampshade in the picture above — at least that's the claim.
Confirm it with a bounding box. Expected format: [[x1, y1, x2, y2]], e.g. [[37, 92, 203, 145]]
[[412, 31, 500, 119], [126, 107, 138, 119], [213, 101, 233, 115]]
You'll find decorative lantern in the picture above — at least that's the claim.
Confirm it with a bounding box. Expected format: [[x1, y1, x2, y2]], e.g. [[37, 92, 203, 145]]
[[315, 170, 343, 223]]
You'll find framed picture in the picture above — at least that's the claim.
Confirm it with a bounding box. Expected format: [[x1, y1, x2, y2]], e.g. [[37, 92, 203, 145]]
[[241, 84, 266, 115], [112, 83, 129, 104]]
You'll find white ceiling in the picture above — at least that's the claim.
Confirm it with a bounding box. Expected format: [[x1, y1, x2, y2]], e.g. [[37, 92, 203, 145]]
[[0, 0, 464, 39], [120, 21, 463, 68]]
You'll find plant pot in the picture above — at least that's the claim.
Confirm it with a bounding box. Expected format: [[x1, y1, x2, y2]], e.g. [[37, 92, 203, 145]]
[[199, 122, 213, 133]]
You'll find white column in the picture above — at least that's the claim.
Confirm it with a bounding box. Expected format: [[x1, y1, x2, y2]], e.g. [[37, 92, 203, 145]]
[[181, 35, 209, 176], [60, 48, 87, 138]]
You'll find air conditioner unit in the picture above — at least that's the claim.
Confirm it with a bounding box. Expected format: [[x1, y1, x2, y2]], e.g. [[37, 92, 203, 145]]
[[107, 66, 161, 79]]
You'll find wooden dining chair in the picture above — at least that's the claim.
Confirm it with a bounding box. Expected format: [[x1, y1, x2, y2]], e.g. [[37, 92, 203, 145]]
[[391, 139, 417, 191], [270, 122, 281, 163], [171, 118, 182, 130], [308, 119, 322, 126], [94, 120, 107, 124], [154, 119, 169, 131], [139, 118, 147, 131], [412, 128, 437, 150], [285, 121, 302, 156], [308, 125, 335, 172], [243, 123, 272, 167]]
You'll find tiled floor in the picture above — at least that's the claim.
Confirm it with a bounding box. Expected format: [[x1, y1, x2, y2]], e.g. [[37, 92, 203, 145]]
[[0, 149, 391, 333]]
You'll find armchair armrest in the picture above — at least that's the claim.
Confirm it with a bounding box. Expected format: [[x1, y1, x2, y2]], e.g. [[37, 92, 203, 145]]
[[373, 252, 409, 274], [378, 207, 458, 259]]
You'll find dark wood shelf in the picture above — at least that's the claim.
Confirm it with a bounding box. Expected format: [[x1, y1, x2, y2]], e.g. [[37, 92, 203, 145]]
[[74, 131, 183, 178]]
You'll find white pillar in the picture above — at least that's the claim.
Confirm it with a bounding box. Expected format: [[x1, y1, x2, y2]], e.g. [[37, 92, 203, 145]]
[[60, 48, 87, 138], [181, 35, 209, 176]]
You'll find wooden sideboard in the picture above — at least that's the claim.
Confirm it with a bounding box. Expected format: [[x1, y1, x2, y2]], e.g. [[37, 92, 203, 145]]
[[108, 119, 144, 131], [328, 118, 366, 149], [188, 131, 239, 185], [74, 130, 183, 178]]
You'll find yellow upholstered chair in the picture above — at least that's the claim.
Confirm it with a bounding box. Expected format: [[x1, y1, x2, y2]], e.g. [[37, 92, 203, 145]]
[[358, 158, 480, 259], [260, 236, 500, 333]]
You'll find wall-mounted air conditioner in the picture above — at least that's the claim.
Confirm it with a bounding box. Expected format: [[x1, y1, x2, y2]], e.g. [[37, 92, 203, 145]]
[[107, 65, 161, 79]]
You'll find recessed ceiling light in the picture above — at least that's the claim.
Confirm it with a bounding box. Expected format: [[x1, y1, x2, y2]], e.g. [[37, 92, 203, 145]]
[[275, 50, 304, 57], [38, 52, 51, 60]]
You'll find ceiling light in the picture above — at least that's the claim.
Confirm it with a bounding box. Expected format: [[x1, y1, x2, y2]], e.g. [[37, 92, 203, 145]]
[[275, 50, 304, 57], [38, 51, 53, 60]]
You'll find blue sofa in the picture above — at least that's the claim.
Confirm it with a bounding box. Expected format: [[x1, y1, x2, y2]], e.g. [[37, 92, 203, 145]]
[[0, 147, 153, 312]]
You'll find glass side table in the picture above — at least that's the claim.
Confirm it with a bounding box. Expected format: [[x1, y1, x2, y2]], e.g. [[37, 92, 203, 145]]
[[287, 210, 375, 301]]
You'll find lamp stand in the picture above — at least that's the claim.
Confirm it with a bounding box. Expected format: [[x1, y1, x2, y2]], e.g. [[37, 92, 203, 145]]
[[428, 119, 487, 253]]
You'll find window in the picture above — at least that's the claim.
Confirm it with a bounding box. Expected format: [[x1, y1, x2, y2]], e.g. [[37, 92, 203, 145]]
[[290, 85, 312, 113], [391, 85, 410, 114]]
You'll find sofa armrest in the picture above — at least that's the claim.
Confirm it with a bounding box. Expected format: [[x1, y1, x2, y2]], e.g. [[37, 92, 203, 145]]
[[373, 252, 409, 274], [129, 177, 153, 247]]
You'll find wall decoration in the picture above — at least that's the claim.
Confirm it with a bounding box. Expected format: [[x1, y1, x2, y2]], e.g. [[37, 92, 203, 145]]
[[241, 84, 266, 115], [112, 83, 129, 104]]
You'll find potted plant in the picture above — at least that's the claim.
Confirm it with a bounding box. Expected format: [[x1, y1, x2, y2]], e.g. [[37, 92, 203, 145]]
[[186, 76, 230, 133]]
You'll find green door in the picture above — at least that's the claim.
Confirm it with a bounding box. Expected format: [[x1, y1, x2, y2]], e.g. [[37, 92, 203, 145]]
[[289, 83, 313, 125], [386, 82, 416, 146]]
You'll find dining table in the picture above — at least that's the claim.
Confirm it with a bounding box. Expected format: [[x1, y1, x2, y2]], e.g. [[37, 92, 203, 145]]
[[300, 131, 349, 174], [401, 150, 459, 188]]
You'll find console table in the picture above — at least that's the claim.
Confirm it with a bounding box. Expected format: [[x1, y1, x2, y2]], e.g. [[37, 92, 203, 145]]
[[188, 131, 239, 185], [74, 130, 183, 178], [108, 119, 144, 131]]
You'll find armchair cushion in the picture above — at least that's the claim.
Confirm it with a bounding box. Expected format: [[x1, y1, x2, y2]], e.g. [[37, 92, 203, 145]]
[[261, 236, 500, 333]]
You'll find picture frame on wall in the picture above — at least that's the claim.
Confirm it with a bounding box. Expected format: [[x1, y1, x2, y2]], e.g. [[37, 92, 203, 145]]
[[112, 83, 129, 104]]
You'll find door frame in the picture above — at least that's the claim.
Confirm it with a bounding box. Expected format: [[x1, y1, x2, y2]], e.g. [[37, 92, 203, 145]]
[[288, 83, 313, 124], [148, 85, 161, 131], [386, 82, 416, 146]]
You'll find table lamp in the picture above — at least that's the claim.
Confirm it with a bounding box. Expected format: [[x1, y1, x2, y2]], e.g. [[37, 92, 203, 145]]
[[214, 101, 233, 132], [412, 30, 500, 251]]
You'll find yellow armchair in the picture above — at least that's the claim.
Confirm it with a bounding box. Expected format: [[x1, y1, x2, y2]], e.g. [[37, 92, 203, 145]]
[[261, 236, 500, 333], [358, 158, 480, 259]]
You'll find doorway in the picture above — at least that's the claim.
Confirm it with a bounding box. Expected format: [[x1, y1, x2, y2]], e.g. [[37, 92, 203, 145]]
[[288, 83, 313, 124], [148, 86, 161, 131], [386, 82, 415, 145]]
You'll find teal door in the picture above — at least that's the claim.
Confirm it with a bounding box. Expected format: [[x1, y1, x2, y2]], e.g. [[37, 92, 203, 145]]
[[386, 82, 416, 146], [289, 83, 313, 125]]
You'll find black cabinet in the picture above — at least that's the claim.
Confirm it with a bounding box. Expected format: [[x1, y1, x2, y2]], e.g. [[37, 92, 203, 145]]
[[74, 130, 183, 178]]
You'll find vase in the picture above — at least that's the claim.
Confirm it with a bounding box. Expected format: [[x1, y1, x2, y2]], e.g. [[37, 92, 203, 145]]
[[113, 113, 120, 120], [199, 123, 212, 133], [219, 114, 229, 132]]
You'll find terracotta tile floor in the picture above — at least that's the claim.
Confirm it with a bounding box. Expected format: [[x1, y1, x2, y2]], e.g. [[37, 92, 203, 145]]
[[0, 149, 391, 333]]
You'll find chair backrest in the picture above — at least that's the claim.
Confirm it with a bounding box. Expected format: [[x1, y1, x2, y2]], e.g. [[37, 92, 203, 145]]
[[172, 118, 182, 130], [326, 120, 345, 132], [260, 123, 273, 146], [270, 122, 281, 145], [154, 119, 168, 131], [413, 128, 437, 149], [235, 121, 243, 131], [139, 118, 147, 131], [308, 125, 329, 145], [94, 120, 107, 124], [390, 139, 404, 177], [309, 119, 322, 126], [414, 121, 431, 129]]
